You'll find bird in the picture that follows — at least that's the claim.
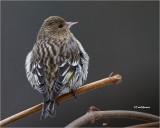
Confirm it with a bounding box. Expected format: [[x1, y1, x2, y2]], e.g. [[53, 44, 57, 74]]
[[25, 16, 89, 119]]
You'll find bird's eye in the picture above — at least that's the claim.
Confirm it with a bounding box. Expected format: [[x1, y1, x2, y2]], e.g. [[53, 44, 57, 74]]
[[58, 24, 63, 28]]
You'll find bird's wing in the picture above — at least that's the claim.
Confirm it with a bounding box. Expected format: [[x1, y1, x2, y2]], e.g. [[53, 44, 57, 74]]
[[25, 51, 50, 102], [25, 51, 50, 119], [33, 61, 50, 102], [50, 41, 80, 101]]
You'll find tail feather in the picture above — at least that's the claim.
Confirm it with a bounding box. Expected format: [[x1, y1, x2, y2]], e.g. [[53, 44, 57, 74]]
[[47, 101, 56, 117], [40, 109, 48, 120], [40, 100, 56, 119], [40, 100, 50, 120]]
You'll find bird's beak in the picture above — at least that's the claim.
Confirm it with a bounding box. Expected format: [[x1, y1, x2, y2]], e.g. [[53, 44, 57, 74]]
[[66, 22, 78, 29]]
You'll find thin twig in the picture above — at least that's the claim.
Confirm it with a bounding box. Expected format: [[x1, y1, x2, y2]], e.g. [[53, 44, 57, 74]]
[[65, 110, 160, 127], [0, 74, 122, 127], [126, 121, 160, 128]]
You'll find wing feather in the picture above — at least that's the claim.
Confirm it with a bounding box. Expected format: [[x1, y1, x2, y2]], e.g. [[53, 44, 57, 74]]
[[50, 41, 80, 101]]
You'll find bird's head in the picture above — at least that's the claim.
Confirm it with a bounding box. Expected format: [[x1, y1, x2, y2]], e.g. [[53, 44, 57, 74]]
[[39, 16, 78, 38]]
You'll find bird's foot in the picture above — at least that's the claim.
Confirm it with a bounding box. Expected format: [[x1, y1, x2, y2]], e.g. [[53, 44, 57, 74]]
[[71, 89, 77, 101], [55, 99, 59, 106]]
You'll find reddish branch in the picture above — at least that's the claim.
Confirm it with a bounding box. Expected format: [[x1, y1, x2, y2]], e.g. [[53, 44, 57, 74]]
[[0, 74, 122, 127], [65, 110, 160, 127]]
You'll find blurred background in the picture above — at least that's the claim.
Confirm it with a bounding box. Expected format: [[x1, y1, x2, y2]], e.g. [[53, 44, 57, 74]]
[[1, 1, 159, 127]]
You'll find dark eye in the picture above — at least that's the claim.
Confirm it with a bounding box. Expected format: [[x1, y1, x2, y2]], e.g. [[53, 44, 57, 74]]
[[58, 24, 63, 28]]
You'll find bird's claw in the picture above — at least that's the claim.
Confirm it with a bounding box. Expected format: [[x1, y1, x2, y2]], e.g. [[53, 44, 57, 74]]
[[71, 89, 77, 101]]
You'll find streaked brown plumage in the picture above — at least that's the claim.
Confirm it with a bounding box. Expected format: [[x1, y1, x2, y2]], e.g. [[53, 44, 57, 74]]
[[25, 16, 89, 119]]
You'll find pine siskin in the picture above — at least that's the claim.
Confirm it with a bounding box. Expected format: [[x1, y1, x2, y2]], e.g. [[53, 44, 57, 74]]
[[25, 16, 89, 119]]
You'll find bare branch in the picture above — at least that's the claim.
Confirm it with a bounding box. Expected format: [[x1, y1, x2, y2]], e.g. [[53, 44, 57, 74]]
[[126, 121, 160, 128], [65, 110, 160, 127], [0, 74, 122, 127]]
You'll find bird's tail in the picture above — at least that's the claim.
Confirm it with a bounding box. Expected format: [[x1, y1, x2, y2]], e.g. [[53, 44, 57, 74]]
[[47, 100, 56, 117], [40, 100, 56, 120]]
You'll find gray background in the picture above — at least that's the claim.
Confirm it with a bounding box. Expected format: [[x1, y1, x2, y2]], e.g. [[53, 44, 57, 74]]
[[1, 1, 159, 127]]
